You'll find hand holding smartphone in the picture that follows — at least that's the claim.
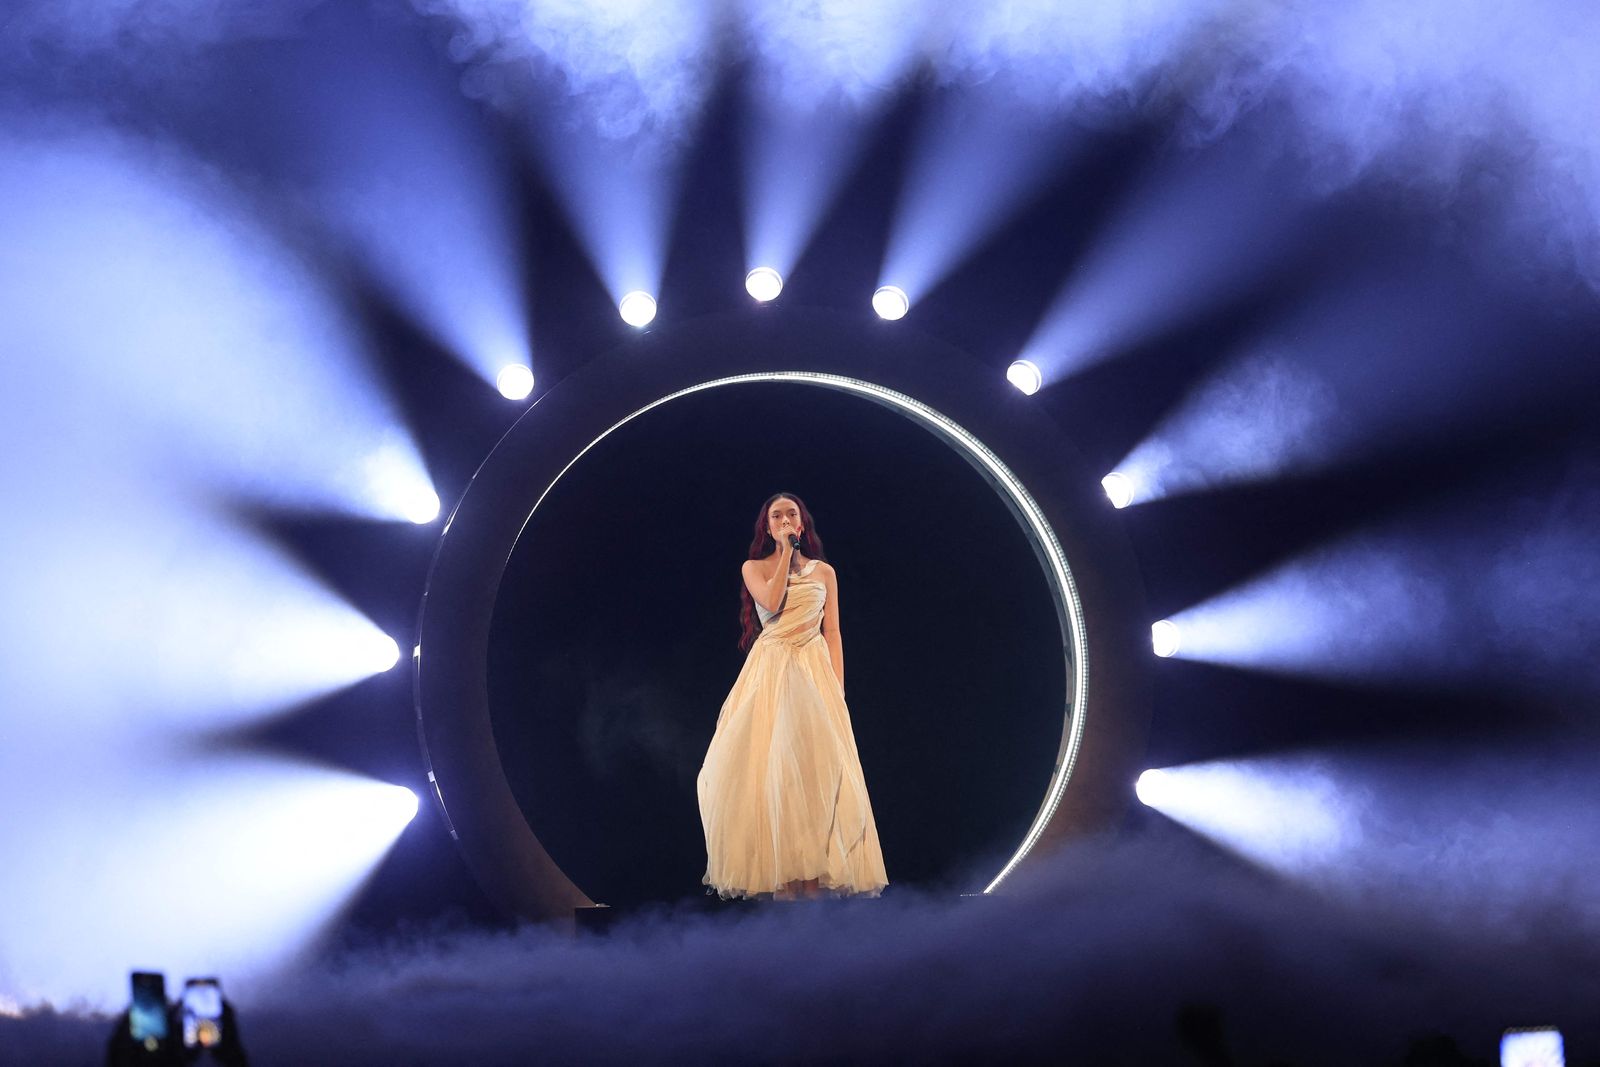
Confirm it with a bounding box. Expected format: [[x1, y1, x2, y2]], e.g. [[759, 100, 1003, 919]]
[[181, 977, 225, 1049], [128, 971, 168, 1051]]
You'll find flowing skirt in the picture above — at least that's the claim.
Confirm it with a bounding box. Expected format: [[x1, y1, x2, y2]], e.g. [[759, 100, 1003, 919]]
[[697, 631, 888, 899]]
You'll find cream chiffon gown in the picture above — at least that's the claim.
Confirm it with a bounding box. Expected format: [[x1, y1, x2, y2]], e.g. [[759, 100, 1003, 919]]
[[697, 558, 889, 899]]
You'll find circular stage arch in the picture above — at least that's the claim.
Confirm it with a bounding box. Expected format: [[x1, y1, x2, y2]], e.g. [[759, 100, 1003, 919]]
[[415, 308, 1151, 919]]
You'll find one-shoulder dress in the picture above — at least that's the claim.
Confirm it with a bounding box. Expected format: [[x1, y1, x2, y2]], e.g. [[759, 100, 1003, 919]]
[[697, 559, 888, 898]]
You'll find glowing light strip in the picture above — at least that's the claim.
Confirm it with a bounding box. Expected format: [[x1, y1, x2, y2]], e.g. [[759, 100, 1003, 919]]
[[526, 371, 1089, 893]]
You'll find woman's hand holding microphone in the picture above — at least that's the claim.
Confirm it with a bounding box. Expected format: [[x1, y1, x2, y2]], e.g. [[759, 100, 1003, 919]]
[[778, 518, 802, 556]]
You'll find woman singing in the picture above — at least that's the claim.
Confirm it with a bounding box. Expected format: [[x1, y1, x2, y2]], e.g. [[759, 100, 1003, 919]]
[[697, 492, 889, 900]]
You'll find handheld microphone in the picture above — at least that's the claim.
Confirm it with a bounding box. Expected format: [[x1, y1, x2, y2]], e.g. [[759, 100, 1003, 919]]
[[788, 534, 802, 550]]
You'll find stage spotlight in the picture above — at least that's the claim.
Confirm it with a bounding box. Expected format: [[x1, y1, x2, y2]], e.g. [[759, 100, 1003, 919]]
[[619, 291, 657, 328], [370, 635, 403, 673], [404, 487, 441, 525], [1135, 768, 1169, 807], [337, 781, 421, 837], [872, 285, 909, 321], [385, 786, 421, 827], [745, 267, 783, 302], [496, 364, 534, 401], [1102, 472, 1134, 509], [1152, 619, 1181, 658], [1006, 359, 1043, 396]]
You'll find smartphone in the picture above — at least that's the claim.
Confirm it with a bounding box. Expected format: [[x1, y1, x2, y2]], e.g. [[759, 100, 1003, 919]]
[[181, 977, 225, 1049], [128, 971, 168, 1050], [1501, 1027, 1564, 1067]]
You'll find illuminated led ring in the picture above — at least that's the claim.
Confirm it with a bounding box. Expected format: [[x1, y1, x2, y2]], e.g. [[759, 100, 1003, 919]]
[[414, 308, 1151, 919]]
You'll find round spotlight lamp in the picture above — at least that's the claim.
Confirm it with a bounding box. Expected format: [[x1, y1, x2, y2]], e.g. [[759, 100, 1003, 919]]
[[1135, 768, 1168, 807], [496, 364, 535, 401], [1151, 619, 1181, 658], [405, 488, 442, 526], [1006, 359, 1043, 396], [1101, 472, 1134, 509], [372, 634, 403, 673], [872, 285, 909, 321], [392, 786, 420, 825], [745, 267, 783, 303], [619, 291, 658, 328]]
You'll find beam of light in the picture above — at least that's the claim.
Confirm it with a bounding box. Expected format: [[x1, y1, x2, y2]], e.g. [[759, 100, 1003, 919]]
[[1151, 620, 1181, 658], [1113, 350, 1341, 507], [0, 758, 417, 1008], [497, 364, 536, 401], [261, 12, 530, 385], [1101, 472, 1134, 509], [737, 1, 923, 278], [872, 285, 910, 320], [1138, 746, 1600, 930], [1019, 140, 1311, 382], [1167, 526, 1465, 684], [879, 82, 1078, 303], [525, 132, 677, 307], [1134, 768, 1168, 806], [440, 0, 717, 304], [1107, 255, 1532, 507], [739, 94, 879, 282], [619, 291, 658, 328], [0, 378, 411, 1006], [1005, 359, 1043, 396], [371, 635, 405, 673], [1136, 759, 1355, 875], [0, 120, 435, 524], [367, 442, 442, 524], [1165, 469, 1600, 697], [4, 493, 410, 733], [403, 489, 441, 525], [745, 267, 783, 303]]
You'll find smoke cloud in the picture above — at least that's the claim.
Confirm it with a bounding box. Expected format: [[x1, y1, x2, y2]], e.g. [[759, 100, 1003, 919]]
[[424, 0, 721, 144], [412, 0, 1600, 285], [6, 1, 1600, 286], [4, 799, 1596, 1065]]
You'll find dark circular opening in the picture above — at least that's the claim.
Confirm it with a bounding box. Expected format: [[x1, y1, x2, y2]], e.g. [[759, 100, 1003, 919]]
[[487, 381, 1064, 906]]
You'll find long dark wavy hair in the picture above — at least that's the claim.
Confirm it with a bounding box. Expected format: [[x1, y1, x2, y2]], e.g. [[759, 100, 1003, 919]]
[[738, 492, 827, 651]]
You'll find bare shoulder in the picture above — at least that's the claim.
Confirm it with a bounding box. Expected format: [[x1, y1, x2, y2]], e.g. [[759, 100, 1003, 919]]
[[814, 560, 837, 581], [743, 557, 779, 581]]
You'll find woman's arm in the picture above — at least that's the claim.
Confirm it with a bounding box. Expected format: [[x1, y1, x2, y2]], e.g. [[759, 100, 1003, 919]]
[[741, 542, 793, 614], [820, 563, 844, 693]]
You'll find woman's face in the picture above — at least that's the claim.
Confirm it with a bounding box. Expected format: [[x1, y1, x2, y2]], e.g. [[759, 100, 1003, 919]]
[[767, 498, 803, 542]]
